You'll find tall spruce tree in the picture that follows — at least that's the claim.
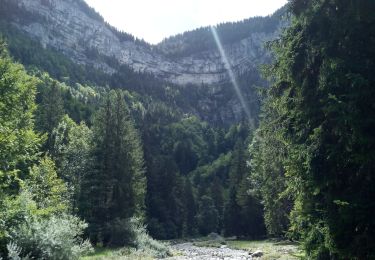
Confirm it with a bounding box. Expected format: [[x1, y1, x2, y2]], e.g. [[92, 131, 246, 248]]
[[182, 178, 196, 236], [35, 79, 65, 151], [260, 0, 375, 258], [249, 101, 291, 237], [82, 90, 145, 245]]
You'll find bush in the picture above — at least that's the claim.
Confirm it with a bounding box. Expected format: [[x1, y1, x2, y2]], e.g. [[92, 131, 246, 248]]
[[10, 214, 92, 259], [3, 192, 92, 259], [6, 242, 26, 260], [128, 218, 171, 258]]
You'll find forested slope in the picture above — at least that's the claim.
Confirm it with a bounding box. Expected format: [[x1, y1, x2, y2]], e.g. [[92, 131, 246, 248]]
[[1, 0, 375, 259]]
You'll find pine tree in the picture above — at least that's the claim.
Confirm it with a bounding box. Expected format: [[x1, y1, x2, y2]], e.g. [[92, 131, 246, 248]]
[[183, 178, 196, 236], [224, 188, 241, 236], [35, 79, 65, 151], [210, 177, 224, 232], [82, 90, 146, 245], [197, 195, 219, 235], [249, 102, 291, 237]]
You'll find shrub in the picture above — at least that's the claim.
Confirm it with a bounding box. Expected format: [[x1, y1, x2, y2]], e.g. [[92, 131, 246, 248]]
[[8, 210, 93, 259], [6, 242, 33, 260], [89, 217, 170, 258], [129, 218, 171, 258], [104, 217, 170, 258], [25, 157, 69, 215]]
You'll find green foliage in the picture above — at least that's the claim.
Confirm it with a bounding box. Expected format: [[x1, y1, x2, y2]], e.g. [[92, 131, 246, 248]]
[[158, 7, 285, 58], [0, 41, 41, 195], [25, 157, 69, 216], [82, 90, 146, 245], [254, 0, 375, 258], [9, 213, 93, 260], [0, 42, 42, 255], [224, 137, 266, 238], [6, 241, 30, 260], [249, 103, 291, 237], [128, 218, 170, 258], [1, 191, 92, 260], [0, 191, 39, 254], [197, 195, 219, 235], [51, 115, 93, 211], [35, 78, 65, 151], [0, 42, 92, 259]]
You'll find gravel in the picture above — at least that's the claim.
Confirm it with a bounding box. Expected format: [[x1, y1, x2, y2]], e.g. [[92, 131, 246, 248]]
[[167, 242, 252, 260]]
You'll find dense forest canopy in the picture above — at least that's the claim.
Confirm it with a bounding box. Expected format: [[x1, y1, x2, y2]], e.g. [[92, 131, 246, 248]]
[[250, 0, 375, 258], [1, 0, 375, 259]]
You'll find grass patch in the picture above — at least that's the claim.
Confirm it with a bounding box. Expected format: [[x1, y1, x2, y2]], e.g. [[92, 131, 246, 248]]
[[80, 247, 154, 260], [226, 240, 303, 259], [81, 218, 171, 259], [80, 247, 121, 260]]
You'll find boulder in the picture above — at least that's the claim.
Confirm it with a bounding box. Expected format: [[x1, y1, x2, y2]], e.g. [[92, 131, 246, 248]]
[[251, 250, 264, 257]]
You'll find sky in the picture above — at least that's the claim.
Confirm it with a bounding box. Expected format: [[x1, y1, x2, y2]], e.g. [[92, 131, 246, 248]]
[[84, 0, 288, 44]]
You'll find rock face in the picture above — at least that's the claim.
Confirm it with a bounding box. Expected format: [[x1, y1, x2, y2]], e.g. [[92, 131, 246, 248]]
[[5, 0, 282, 86]]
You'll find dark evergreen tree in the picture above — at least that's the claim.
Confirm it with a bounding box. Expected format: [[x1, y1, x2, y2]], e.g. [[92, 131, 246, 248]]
[[82, 90, 145, 245], [182, 179, 197, 236], [197, 195, 219, 235], [210, 177, 225, 233], [249, 103, 292, 237], [224, 188, 241, 236], [259, 0, 375, 258], [35, 79, 65, 151]]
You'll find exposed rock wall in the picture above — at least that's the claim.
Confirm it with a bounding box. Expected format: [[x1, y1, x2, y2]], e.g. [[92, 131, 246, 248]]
[[8, 0, 280, 85]]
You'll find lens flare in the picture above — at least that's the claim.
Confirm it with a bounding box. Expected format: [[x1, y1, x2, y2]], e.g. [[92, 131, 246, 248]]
[[210, 26, 252, 123]]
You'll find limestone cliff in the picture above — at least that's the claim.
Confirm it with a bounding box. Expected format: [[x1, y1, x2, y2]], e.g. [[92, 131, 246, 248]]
[[3, 0, 283, 86]]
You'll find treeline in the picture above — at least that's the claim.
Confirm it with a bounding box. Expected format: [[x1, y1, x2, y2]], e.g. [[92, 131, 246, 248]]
[[0, 20, 262, 126], [143, 116, 266, 239], [0, 43, 94, 259], [249, 0, 375, 259], [157, 6, 285, 58], [0, 38, 267, 258], [0, 43, 174, 258], [34, 74, 267, 241], [3, 0, 374, 258]]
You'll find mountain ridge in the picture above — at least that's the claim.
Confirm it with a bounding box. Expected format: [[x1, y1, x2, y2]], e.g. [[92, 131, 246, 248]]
[[1, 0, 285, 86]]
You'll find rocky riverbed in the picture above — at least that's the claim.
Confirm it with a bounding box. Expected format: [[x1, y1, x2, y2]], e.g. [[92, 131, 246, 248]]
[[167, 242, 253, 260]]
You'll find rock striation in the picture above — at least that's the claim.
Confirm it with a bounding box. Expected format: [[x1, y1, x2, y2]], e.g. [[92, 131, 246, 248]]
[[6, 0, 282, 86]]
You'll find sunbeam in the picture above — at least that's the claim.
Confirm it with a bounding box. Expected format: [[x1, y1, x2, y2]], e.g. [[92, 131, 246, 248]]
[[210, 26, 253, 124]]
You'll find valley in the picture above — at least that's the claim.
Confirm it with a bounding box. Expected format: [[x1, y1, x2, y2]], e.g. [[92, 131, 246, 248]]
[[0, 0, 374, 259]]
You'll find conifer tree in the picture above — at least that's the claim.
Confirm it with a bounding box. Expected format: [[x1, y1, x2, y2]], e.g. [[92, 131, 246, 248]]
[[35, 79, 65, 151], [182, 178, 196, 236], [82, 90, 146, 245], [260, 0, 375, 258]]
